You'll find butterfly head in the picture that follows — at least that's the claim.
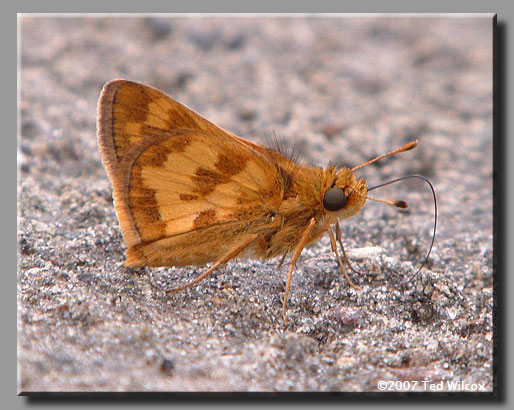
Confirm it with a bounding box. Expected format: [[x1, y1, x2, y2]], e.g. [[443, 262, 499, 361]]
[[322, 168, 367, 220]]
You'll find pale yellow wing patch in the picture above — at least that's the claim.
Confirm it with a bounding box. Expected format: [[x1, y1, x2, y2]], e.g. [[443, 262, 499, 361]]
[[128, 130, 282, 244]]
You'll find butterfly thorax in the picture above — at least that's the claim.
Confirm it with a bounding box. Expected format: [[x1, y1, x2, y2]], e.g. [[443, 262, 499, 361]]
[[264, 165, 367, 258]]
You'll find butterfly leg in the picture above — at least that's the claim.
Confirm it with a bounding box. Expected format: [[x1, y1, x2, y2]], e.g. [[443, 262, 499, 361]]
[[328, 226, 360, 290], [282, 217, 317, 323], [277, 253, 288, 269], [335, 222, 363, 276], [167, 233, 265, 294]]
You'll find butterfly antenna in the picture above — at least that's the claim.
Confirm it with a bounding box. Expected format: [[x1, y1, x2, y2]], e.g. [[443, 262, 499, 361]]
[[351, 140, 418, 172], [367, 175, 437, 287], [349, 184, 409, 210]]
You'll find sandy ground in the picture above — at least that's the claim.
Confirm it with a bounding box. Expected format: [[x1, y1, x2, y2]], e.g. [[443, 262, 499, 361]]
[[18, 15, 494, 392]]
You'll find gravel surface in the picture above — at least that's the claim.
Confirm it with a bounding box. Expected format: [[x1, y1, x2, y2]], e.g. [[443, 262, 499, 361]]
[[18, 15, 494, 392]]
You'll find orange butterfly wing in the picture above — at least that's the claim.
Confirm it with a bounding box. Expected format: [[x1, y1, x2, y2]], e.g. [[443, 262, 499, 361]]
[[97, 80, 285, 266]]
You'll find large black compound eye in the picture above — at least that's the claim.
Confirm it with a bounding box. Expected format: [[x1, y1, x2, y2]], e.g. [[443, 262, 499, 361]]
[[323, 188, 348, 212]]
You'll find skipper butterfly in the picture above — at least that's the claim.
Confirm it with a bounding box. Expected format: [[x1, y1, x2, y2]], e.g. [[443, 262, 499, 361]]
[[97, 79, 426, 322]]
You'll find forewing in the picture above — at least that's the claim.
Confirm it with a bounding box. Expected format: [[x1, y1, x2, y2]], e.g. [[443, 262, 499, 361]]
[[97, 80, 284, 265], [127, 129, 282, 242]]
